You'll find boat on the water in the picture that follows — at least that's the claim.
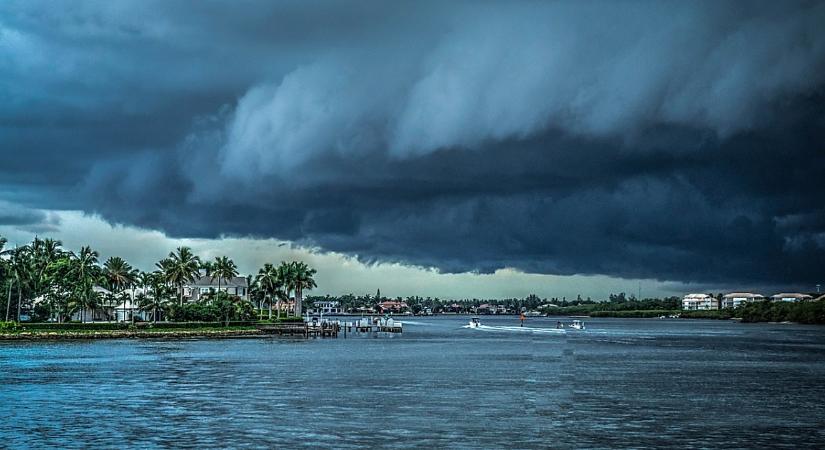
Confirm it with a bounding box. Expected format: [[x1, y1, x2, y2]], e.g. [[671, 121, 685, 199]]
[[468, 317, 481, 328], [569, 320, 585, 330]]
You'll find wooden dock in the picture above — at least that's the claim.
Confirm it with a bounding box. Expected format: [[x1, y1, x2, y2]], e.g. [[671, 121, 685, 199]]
[[257, 317, 402, 338], [257, 322, 339, 338]]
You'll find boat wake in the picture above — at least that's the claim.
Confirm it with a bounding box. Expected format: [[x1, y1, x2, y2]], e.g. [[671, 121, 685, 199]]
[[463, 324, 567, 334]]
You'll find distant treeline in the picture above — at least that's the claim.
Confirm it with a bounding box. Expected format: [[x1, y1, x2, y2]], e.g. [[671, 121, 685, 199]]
[[738, 300, 825, 324], [306, 292, 682, 314], [309, 292, 825, 324]]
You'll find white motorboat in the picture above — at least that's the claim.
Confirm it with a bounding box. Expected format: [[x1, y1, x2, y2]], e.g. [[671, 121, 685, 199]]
[[468, 317, 481, 328], [569, 320, 585, 330]]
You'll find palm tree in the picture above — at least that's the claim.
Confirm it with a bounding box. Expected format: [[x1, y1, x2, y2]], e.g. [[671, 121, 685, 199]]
[[5, 245, 35, 323], [137, 272, 172, 323], [103, 256, 136, 292], [277, 262, 295, 317], [103, 256, 136, 321], [210, 256, 238, 296], [255, 263, 284, 320], [289, 261, 317, 317], [69, 246, 101, 322], [31, 238, 63, 320], [3, 257, 15, 323], [1, 236, 10, 322], [160, 247, 201, 306]]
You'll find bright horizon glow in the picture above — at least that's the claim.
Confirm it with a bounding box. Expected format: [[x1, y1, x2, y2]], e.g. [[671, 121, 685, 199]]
[[0, 210, 691, 300]]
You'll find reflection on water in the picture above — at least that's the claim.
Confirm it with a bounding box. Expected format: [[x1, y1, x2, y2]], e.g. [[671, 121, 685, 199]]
[[2, 317, 825, 448]]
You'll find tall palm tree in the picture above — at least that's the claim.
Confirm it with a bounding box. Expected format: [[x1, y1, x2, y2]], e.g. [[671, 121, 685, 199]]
[[289, 261, 317, 317], [31, 238, 63, 320], [5, 245, 35, 323], [210, 256, 238, 296], [137, 272, 172, 323], [160, 247, 201, 306], [277, 262, 295, 317], [103, 256, 137, 322], [30, 238, 62, 294], [69, 246, 101, 322], [1, 236, 10, 322], [255, 263, 284, 320]]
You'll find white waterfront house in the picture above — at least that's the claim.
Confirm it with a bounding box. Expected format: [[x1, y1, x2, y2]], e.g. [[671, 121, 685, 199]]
[[682, 293, 718, 310], [770, 293, 812, 302], [313, 300, 341, 314], [182, 274, 249, 302], [721, 292, 765, 308]]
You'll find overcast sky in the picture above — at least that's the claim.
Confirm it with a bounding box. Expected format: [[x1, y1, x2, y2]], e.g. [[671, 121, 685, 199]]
[[1, 0, 824, 298]]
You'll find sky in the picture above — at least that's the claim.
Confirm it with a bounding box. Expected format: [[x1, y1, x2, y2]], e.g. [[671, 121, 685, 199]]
[[1, 0, 824, 299]]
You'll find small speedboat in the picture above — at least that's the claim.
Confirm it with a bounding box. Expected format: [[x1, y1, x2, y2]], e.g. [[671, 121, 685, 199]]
[[468, 317, 481, 328], [569, 320, 585, 330]]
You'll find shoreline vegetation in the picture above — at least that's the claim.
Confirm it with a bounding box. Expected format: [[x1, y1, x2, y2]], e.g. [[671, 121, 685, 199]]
[[0, 235, 317, 327], [0, 318, 304, 340], [4, 299, 825, 341], [2, 235, 823, 340]]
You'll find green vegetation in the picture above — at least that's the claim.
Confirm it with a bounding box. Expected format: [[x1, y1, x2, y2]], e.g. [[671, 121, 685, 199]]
[[738, 300, 825, 324], [588, 309, 677, 318], [0, 235, 318, 326], [0, 318, 310, 338], [17, 321, 259, 331]]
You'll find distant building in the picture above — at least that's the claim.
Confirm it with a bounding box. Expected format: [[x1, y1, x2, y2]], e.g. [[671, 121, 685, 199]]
[[721, 292, 764, 308], [183, 275, 249, 302], [770, 293, 812, 302], [378, 301, 409, 313], [313, 300, 341, 314], [71, 286, 116, 322], [445, 303, 463, 313], [682, 294, 718, 310]]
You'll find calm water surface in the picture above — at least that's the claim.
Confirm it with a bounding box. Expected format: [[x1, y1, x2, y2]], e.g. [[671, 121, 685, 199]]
[[2, 317, 825, 448]]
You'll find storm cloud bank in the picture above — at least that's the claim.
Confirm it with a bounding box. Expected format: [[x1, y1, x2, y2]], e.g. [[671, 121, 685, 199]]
[[2, 0, 825, 287]]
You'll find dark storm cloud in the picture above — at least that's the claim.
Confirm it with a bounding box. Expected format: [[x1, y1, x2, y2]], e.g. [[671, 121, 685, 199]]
[[2, 0, 825, 287], [0, 200, 60, 232]]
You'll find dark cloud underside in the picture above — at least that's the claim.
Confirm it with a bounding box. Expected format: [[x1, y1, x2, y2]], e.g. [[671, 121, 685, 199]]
[[1, 0, 824, 287]]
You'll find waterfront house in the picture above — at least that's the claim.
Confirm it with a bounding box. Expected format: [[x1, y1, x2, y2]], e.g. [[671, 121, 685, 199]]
[[682, 293, 718, 310], [378, 300, 409, 313], [182, 274, 249, 302], [70, 286, 116, 322], [721, 292, 765, 308], [313, 300, 341, 314], [114, 297, 154, 322], [476, 303, 495, 314], [770, 293, 813, 302], [445, 303, 463, 313]]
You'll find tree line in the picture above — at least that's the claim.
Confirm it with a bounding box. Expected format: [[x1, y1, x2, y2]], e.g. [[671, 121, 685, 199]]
[[305, 292, 682, 314], [0, 236, 316, 323]]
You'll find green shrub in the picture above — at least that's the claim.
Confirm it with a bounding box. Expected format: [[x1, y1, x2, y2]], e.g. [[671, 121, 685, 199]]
[[21, 322, 128, 331], [0, 321, 18, 332]]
